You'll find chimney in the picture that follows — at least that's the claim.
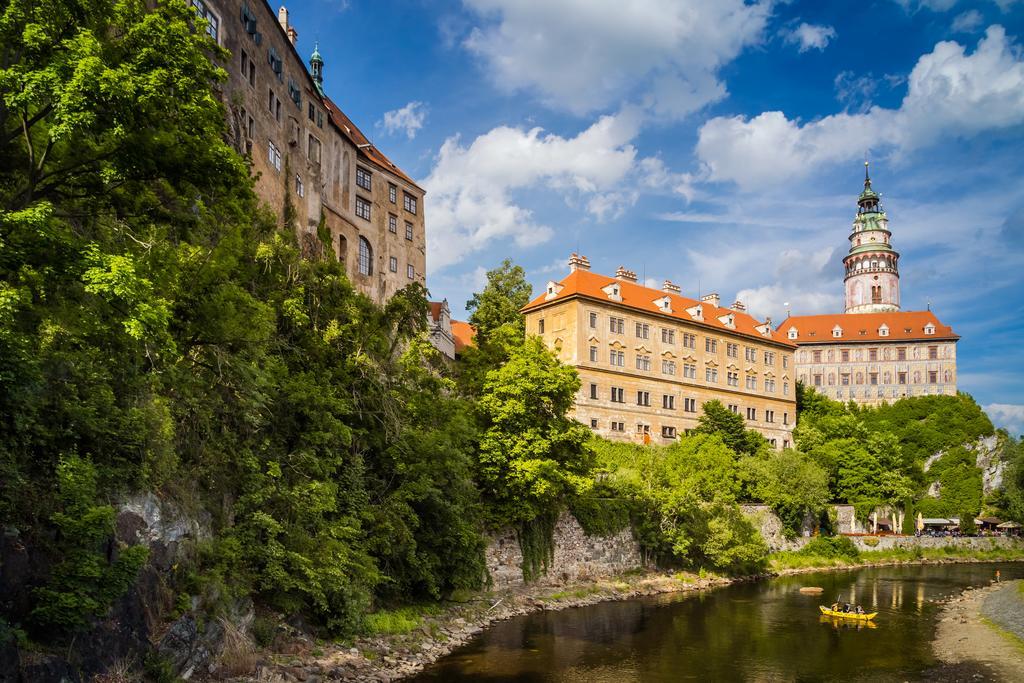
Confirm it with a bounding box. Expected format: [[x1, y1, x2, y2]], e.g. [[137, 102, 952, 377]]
[[568, 253, 591, 272], [701, 292, 720, 308], [615, 266, 638, 283], [287, 26, 298, 45], [730, 300, 746, 312], [662, 280, 681, 294], [278, 6, 288, 30]]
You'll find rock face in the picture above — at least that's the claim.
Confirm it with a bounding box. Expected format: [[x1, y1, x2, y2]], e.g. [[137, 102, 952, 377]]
[[924, 434, 1006, 500], [485, 511, 645, 588], [739, 505, 812, 551]]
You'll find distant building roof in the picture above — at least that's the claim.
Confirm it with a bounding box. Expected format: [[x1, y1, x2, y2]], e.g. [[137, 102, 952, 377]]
[[428, 300, 447, 323], [778, 310, 958, 344], [522, 268, 792, 348], [451, 320, 475, 354]]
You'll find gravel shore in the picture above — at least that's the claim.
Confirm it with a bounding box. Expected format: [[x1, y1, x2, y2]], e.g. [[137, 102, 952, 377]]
[[933, 580, 1024, 682]]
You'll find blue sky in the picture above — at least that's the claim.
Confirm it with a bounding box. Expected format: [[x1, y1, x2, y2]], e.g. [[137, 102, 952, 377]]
[[284, 0, 1024, 433]]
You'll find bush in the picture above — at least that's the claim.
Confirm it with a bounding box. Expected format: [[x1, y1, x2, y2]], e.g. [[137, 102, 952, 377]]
[[798, 535, 860, 560], [863, 536, 880, 547]]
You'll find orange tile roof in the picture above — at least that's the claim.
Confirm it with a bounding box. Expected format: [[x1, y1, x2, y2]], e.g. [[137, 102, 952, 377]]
[[321, 97, 422, 191], [523, 269, 794, 348], [778, 311, 958, 343], [428, 301, 445, 323], [451, 320, 475, 354]]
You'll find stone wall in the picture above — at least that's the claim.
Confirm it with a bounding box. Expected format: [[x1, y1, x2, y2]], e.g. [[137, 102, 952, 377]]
[[739, 504, 813, 551], [847, 535, 1024, 552], [485, 511, 645, 588]]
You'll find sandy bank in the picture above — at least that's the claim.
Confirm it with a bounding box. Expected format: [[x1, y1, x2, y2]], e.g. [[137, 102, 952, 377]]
[[933, 580, 1024, 682]]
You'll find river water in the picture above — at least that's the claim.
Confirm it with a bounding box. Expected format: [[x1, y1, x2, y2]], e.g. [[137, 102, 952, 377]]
[[413, 562, 1024, 682]]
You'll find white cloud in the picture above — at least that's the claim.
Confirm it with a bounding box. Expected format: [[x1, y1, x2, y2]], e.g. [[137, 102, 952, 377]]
[[952, 10, 984, 32], [783, 23, 837, 53], [893, 0, 959, 11], [834, 70, 878, 111], [985, 403, 1024, 436], [380, 101, 427, 140], [696, 26, 1024, 189], [423, 110, 642, 271], [461, 0, 771, 117]]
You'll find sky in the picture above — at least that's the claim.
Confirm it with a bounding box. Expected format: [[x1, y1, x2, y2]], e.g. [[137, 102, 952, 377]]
[[283, 0, 1024, 435]]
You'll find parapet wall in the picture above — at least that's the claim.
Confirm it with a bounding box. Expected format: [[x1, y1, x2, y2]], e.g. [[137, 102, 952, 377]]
[[485, 511, 645, 588], [847, 535, 1023, 552]]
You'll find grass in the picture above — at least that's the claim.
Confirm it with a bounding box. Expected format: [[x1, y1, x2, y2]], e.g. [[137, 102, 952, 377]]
[[769, 543, 1024, 572], [980, 616, 1024, 655], [362, 604, 444, 636]]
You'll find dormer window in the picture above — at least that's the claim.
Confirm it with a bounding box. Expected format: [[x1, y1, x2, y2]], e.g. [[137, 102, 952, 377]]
[[602, 282, 622, 301], [832, 325, 843, 338], [878, 324, 889, 337], [924, 324, 935, 335], [686, 305, 703, 321], [718, 313, 735, 329], [654, 296, 672, 313], [787, 327, 798, 340], [545, 281, 564, 301]]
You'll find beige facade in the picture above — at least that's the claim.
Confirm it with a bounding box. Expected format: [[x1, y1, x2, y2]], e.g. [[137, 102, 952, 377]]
[[792, 339, 957, 405], [197, 0, 425, 305], [523, 260, 797, 448]]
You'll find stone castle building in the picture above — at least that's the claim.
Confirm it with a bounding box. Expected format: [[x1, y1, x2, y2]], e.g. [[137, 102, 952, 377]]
[[522, 255, 797, 447], [779, 165, 958, 405], [191, 1, 426, 305]]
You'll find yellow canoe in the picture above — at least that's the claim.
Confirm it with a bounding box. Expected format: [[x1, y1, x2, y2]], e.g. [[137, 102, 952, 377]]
[[819, 605, 877, 620]]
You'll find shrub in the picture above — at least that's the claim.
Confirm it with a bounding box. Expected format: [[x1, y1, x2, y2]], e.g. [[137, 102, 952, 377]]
[[863, 536, 880, 547], [798, 535, 860, 560]]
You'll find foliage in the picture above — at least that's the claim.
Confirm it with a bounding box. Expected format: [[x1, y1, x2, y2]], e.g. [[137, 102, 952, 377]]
[[1001, 432, 1024, 522], [476, 336, 594, 526], [363, 604, 443, 636], [960, 510, 977, 535], [569, 480, 633, 537], [30, 456, 149, 632], [902, 500, 916, 535], [517, 512, 558, 583], [797, 535, 859, 560], [695, 400, 767, 455], [745, 449, 829, 538], [465, 259, 532, 343], [916, 446, 983, 518]]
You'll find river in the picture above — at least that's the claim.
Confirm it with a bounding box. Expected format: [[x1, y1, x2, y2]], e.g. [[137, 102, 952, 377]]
[[412, 562, 1024, 682]]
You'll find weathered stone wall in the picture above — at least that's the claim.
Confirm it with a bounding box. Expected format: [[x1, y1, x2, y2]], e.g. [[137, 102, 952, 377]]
[[739, 504, 813, 551], [485, 511, 645, 588], [847, 535, 1024, 552]]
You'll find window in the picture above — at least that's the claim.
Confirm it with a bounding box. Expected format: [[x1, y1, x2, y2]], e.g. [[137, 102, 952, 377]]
[[538, 319, 545, 334], [764, 351, 775, 365], [727, 403, 739, 414], [635, 354, 651, 371], [636, 391, 650, 407], [635, 323, 650, 339], [662, 395, 675, 410], [745, 347, 756, 362], [403, 192, 418, 214], [683, 363, 696, 379], [662, 328, 675, 344], [898, 372, 907, 385], [589, 346, 598, 362], [357, 237, 372, 275], [770, 438, 777, 448], [405, 222, 414, 241], [387, 256, 397, 273], [589, 312, 598, 328], [870, 372, 878, 385], [897, 347, 907, 361], [705, 338, 718, 353], [355, 196, 371, 221], [189, 0, 219, 42], [746, 407, 756, 421], [814, 374, 822, 387], [812, 350, 822, 363], [611, 421, 625, 432], [727, 371, 739, 387], [241, 50, 256, 87], [356, 166, 372, 191], [307, 135, 321, 164], [783, 439, 790, 448], [869, 348, 878, 361], [294, 174, 304, 197], [611, 387, 624, 403], [267, 140, 281, 171], [407, 263, 415, 279], [841, 349, 850, 362], [727, 342, 738, 358], [239, 107, 254, 141], [590, 418, 598, 428], [589, 383, 598, 399], [684, 398, 697, 413], [841, 373, 850, 386], [610, 349, 625, 367], [783, 413, 789, 425], [662, 359, 676, 376], [268, 89, 281, 122], [765, 410, 775, 423], [928, 345, 938, 360], [308, 102, 315, 122], [928, 370, 938, 384], [662, 426, 677, 439], [610, 317, 625, 334], [746, 375, 757, 390], [783, 382, 789, 396], [389, 184, 397, 204], [765, 378, 776, 392], [683, 333, 696, 349], [782, 355, 789, 369], [637, 424, 650, 435], [705, 367, 718, 383], [388, 214, 397, 233]]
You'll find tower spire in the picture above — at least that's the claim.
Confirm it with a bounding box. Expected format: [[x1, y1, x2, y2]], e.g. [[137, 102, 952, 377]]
[[310, 42, 324, 95], [843, 163, 900, 314]]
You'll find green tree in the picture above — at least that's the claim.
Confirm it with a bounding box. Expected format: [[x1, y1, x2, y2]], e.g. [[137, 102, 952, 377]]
[[465, 259, 532, 342], [747, 449, 829, 538], [695, 400, 766, 455], [476, 336, 594, 525]]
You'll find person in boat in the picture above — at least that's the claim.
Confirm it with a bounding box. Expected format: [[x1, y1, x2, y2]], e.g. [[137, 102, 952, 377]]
[[843, 603, 851, 613], [856, 606, 865, 615]]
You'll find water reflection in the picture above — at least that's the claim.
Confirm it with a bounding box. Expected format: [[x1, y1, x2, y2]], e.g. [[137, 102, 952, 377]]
[[413, 563, 1023, 682]]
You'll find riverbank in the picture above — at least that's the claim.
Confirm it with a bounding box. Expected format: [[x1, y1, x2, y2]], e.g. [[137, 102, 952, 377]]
[[236, 545, 1024, 682], [933, 579, 1024, 681]]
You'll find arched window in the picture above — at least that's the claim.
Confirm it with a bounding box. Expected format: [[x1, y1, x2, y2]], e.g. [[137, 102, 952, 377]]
[[358, 237, 373, 275]]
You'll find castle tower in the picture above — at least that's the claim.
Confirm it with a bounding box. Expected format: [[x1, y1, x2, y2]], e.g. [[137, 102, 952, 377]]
[[843, 163, 900, 313], [310, 42, 324, 95]]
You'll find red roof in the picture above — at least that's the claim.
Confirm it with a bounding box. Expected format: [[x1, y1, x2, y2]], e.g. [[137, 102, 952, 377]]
[[523, 269, 793, 348], [451, 320, 475, 354], [778, 310, 958, 343], [428, 301, 445, 323], [321, 97, 422, 191]]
